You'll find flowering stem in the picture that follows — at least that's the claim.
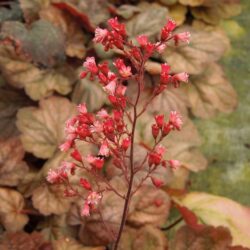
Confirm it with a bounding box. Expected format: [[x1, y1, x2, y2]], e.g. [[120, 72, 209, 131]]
[[112, 64, 143, 250]]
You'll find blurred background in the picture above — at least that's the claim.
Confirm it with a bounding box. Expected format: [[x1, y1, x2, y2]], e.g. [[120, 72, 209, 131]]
[[0, 0, 249, 249]]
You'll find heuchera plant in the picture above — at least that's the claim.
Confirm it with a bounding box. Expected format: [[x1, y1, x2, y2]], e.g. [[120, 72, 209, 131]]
[[47, 17, 190, 249]]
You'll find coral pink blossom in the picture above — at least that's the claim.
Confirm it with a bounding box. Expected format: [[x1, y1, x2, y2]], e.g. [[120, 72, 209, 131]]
[[151, 177, 164, 188], [174, 32, 191, 45], [87, 191, 102, 205], [80, 178, 92, 190], [81, 202, 90, 216], [99, 141, 110, 157], [83, 57, 98, 74], [169, 159, 180, 169], [93, 27, 108, 43], [169, 111, 183, 130]]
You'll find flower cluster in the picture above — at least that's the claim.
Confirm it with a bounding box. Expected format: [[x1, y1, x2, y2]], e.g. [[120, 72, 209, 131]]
[[47, 16, 189, 227]]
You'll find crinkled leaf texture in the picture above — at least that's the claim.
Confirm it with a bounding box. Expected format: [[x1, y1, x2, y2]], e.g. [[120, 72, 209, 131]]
[[118, 225, 168, 250], [16, 96, 76, 159], [186, 63, 238, 119], [0, 46, 75, 100], [0, 20, 65, 67], [39, 6, 86, 58], [162, 26, 230, 75], [0, 188, 29, 232], [72, 71, 108, 112], [0, 137, 28, 187], [0, 88, 30, 139], [0, 231, 51, 250], [171, 225, 234, 250], [175, 192, 250, 247]]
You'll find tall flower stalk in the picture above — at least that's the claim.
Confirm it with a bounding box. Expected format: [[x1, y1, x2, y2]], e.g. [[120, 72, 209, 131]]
[[47, 17, 190, 249]]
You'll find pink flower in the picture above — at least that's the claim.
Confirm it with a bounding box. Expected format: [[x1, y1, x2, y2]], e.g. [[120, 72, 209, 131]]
[[161, 19, 176, 41], [96, 109, 109, 119], [168, 159, 180, 169], [155, 114, 164, 128], [99, 141, 110, 157], [89, 121, 103, 133], [148, 152, 162, 166], [93, 27, 109, 43], [172, 72, 189, 83], [83, 57, 98, 74], [152, 124, 160, 139], [70, 149, 82, 162], [114, 59, 132, 78], [87, 191, 102, 205], [155, 145, 166, 156], [103, 80, 117, 95], [81, 202, 90, 216], [121, 137, 131, 151], [80, 178, 92, 190], [155, 42, 166, 54], [59, 140, 72, 152], [136, 35, 149, 47], [87, 155, 104, 169], [46, 169, 61, 184], [169, 111, 183, 130], [116, 84, 127, 96], [77, 103, 87, 114], [160, 63, 171, 84], [151, 177, 164, 188], [174, 32, 191, 45], [108, 17, 126, 36]]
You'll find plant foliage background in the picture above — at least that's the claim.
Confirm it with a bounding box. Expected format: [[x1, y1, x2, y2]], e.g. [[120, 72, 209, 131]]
[[0, 0, 249, 249]]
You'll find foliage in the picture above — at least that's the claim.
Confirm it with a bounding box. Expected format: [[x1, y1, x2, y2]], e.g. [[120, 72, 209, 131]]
[[0, 0, 247, 249]]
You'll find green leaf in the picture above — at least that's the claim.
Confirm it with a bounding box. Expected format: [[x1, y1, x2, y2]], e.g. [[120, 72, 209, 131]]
[[0, 3, 22, 22], [16, 96, 76, 159], [0, 188, 29, 232], [0, 137, 28, 187], [39, 6, 86, 59], [0, 20, 65, 67], [175, 192, 250, 247]]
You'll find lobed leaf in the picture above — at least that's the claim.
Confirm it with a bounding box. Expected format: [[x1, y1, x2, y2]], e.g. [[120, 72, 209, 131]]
[[16, 96, 76, 159]]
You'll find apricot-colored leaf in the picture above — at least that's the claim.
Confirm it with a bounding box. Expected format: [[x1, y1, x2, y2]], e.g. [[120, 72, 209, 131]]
[[71, 72, 108, 112], [0, 231, 51, 250], [171, 225, 233, 250], [128, 186, 171, 227], [53, 237, 105, 250], [0, 137, 28, 187], [191, 1, 242, 25], [176, 192, 250, 247], [32, 183, 72, 216], [0, 188, 28, 232], [0, 46, 75, 100], [186, 63, 238, 119], [16, 96, 76, 159], [162, 27, 230, 75]]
